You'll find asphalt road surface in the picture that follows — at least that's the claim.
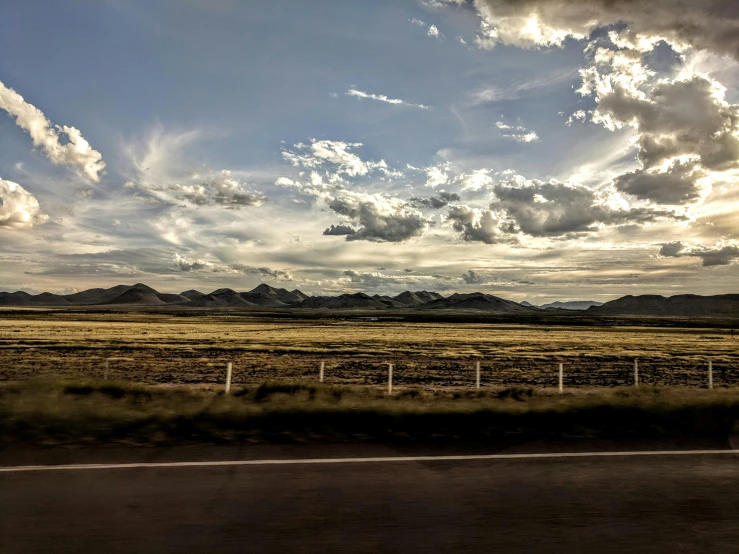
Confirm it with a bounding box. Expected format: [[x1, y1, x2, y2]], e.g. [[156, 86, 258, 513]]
[[1, 444, 738, 553]]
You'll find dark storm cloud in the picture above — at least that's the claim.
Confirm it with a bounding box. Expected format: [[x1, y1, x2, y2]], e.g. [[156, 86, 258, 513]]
[[410, 191, 461, 210], [323, 224, 356, 236], [474, 0, 739, 58], [490, 180, 685, 237], [613, 160, 706, 205], [461, 269, 483, 284], [659, 241, 739, 266], [326, 193, 430, 242]]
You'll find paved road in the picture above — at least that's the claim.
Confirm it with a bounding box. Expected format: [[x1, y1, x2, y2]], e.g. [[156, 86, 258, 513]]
[[1, 445, 738, 553]]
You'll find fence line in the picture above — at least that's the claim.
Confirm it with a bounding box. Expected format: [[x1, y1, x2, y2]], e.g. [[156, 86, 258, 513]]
[[1, 353, 734, 390]]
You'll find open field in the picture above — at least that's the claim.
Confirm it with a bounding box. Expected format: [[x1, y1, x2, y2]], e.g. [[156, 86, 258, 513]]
[[0, 311, 737, 388]]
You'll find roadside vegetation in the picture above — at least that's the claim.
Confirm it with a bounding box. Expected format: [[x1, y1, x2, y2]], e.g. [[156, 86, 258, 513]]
[[2, 379, 739, 446]]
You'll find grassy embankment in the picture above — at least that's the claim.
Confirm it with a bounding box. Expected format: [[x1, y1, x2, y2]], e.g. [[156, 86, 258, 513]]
[[2, 379, 739, 446]]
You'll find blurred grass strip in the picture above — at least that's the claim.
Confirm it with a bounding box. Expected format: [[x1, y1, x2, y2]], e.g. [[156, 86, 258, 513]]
[[2, 379, 739, 445]]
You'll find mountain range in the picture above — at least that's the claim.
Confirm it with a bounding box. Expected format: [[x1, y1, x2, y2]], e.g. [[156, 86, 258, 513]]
[[0, 283, 737, 317], [521, 300, 603, 310]]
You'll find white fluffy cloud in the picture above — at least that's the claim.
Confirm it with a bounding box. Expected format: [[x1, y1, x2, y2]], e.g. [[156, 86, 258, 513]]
[[0, 80, 105, 181], [458, 169, 494, 191], [0, 178, 49, 229], [424, 164, 450, 188], [659, 240, 739, 266], [282, 139, 399, 178]]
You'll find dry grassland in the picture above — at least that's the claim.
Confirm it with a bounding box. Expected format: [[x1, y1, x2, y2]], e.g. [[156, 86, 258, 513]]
[[0, 312, 737, 388]]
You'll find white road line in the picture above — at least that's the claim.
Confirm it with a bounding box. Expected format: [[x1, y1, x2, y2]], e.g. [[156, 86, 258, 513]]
[[0, 450, 737, 473]]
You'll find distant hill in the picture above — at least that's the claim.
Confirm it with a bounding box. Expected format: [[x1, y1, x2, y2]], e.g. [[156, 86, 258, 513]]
[[190, 289, 253, 307], [102, 284, 168, 306], [540, 301, 603, 310], [421, 292, 536, 313], [0, 285, 736, 317], [588, 294, 739, 317], [241, 284, 307, 306], [394, 291, 444, 306], [0, 283, 190, 307], [299, 293, 388, 310]]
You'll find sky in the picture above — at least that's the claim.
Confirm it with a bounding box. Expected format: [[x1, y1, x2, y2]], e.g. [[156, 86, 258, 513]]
[[1, 0, 738, 302]]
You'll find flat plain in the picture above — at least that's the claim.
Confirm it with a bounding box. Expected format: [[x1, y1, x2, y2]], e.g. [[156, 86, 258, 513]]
[[1, 310, 737, 388]]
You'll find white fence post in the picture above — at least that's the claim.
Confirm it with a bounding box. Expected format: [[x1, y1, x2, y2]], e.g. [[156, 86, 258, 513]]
[[225, 362, 233, 395], [634, 358, 639, 388], [558, 363, 563, 394], [475, 360, 481, 390], [388, 363, 393, 395], [104, 358, 110, 380], [320, 360, 325, 383], [709, 360, 713, 390]]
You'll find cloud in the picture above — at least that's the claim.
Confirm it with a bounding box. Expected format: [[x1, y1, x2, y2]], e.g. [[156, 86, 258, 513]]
[[410, 191, 460, 209], [282, 139, 398, 178], [491, 178, 685, 237], [421, 0, 466, 8], [323, 224, 356, 236], [583, 66, 739, 171], [122, 128, 266, 209], [0, 179, 49, 229], [461, 269, 483, 284], [0, 80, 105, 181], [613, 160, 707, 205], [659, 241, 739, 266], [409, 17, 444, 40], [446, 204, 511, 244], [346, 89, 432, 110], [447, 1, 739, 208], [458, 169, 494, 191], [134, 168, 266, 208], [496, 121, 540, 143], [579, 51, 739, 204], [469, 69, 579, 103], [174, 253, 292, 279], [472, 0, 739, 58], [326, 191, 430, 242], [424, 164, 450, 188], [342, 269, 405, 287], [170, 170, 266, 207]]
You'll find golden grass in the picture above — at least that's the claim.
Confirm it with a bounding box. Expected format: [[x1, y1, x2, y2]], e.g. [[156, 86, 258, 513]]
[[0, 313, 737, 388]]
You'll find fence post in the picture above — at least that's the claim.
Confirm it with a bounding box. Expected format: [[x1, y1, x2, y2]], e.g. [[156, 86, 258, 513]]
[[225, 362, 233, 395], [709, 360, 713, 390], [475, 360, 481, 390], [558, 363, 563, 394], [104, 358, 110, 380], [388, 363, 393, 395], [320, 360, 325, 383], [634, 358, 639, 388]]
